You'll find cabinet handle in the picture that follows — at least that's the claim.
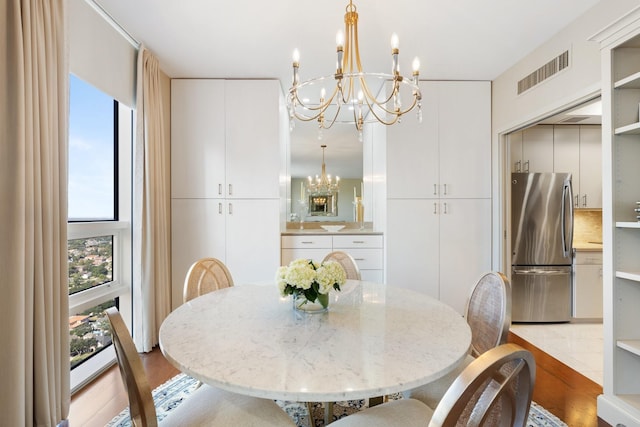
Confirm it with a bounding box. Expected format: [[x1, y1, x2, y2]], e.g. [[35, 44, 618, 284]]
[[575, 195, 579, 208], [433, 202, 438, 214], [218, 183, 222, 196], [228, 184, 233, 196], [354, 258, 365, 261], [352, 240, 365, 244], [443, 202, 448, 214], [524, 160, 529, 173], [582, 194, 587, 207], [443, 184, 448, 196], [228, 203, 233, 215], [218, 202, 222, 214], [515, 160, 521, 172], [433, 184, 438, 196], [301, 241, 314, 244]]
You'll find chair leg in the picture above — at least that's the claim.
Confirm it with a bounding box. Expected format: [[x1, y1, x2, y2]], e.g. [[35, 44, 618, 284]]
[[325, 401, 333, 424], [306, 401, 315, 426]]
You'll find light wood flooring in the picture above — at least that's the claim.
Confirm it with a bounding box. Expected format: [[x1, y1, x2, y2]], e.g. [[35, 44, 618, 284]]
[[69, 332, 609, 426]]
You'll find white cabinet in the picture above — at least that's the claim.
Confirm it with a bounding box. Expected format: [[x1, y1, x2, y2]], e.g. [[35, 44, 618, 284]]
[[281, 234, 384, 282], [594, 15, 640, 425], [171, 79, 285, 309], [386, 80, 491, 315], [171, 80, 226, 199], [553, 125, 602, 208], [386, 199, 491, 315], [510, 126, 554, 173], [572, 250, 603, 319], [578, 126, 602, 208], [171, 79, 281, 200], [387, 81, 490, 199]]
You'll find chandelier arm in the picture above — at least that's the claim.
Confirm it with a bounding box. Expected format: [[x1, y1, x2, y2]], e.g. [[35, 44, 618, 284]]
[[357, 75, 420, 116]]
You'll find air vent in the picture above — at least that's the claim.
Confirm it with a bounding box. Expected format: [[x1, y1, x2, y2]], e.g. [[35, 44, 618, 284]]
[[559, 116, 589, 123], [517, 50, 570, 95]]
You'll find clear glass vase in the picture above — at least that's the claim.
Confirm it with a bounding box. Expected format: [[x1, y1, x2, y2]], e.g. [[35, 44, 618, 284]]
[[293, 292, 329, 313]]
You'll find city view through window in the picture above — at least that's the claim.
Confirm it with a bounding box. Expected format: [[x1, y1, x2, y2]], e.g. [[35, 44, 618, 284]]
[[68, 75, 119, 369]]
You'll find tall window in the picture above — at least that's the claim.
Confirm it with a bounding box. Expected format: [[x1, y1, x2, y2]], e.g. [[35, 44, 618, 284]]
[[68, 75, 132, 392]]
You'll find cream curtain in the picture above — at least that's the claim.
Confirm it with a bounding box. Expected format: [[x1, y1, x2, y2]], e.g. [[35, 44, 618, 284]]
[[0, 0, 70, 425], [133, 46, 172, 351]]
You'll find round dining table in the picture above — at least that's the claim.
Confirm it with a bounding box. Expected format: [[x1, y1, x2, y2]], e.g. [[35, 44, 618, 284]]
[[159, 280, 471, 403]]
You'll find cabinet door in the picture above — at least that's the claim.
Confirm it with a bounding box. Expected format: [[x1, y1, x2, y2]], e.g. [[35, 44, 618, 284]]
[[509, 130, 524, 173], [386, 199, 439, 297], [553, 125, 581, 206], [225, 80, 281, 199], [225, 199, 281, 285], [522, 125, 554, 172], [386, 82, 439, 199], [579, 126, 602, 208], [573, 264, 603, 318], [438, 81, 491, 199], [439, 198, 492, 314], [171, 199, 226, 308], [171, 80, 226, 199]]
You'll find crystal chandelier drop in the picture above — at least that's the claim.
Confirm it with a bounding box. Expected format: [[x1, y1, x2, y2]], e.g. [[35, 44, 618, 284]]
[[288, 0, 422, 140], [307, 145, 340, 195]]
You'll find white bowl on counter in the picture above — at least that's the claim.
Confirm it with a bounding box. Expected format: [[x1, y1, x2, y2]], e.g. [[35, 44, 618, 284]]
[[320, 225, 345, 232]]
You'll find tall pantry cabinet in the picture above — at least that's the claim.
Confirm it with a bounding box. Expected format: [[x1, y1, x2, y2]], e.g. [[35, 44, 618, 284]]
[[386, 81, 491, 314], [593, 8, 640, 426], [171, 79, 285, 309]]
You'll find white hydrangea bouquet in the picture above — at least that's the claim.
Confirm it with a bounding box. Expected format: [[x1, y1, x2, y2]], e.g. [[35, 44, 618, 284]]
[[276, 258, 346, 311]]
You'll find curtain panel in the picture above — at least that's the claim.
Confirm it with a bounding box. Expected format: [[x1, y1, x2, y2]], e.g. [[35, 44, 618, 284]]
[[0, 0, 70, 425], [133, 46, 172, 352]]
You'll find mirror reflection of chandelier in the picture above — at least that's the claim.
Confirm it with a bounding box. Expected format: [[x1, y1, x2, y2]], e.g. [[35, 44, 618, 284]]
[[288, 0, 422, 140], [307, 145, 339, 195]]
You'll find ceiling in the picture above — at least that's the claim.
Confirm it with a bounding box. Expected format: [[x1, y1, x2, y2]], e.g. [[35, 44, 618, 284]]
[[95, 0, 602, 178]]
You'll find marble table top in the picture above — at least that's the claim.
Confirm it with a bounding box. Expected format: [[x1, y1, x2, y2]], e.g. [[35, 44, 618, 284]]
[[159, 280, 471, 402]]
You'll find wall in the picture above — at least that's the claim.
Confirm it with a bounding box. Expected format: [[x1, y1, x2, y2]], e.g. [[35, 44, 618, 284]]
[[491, 0, 640, 270]]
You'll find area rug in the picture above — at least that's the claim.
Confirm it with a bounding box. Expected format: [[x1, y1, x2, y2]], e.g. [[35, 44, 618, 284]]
[[106, 373, 567, 427]]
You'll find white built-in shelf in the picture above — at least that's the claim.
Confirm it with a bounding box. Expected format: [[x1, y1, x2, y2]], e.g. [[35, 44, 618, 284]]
[[615, 121, 640, 135], [617, 340, 640, 357], [616, 271, 640, 282], [616, 221, 640, 228], [614, 71, 640, 89]]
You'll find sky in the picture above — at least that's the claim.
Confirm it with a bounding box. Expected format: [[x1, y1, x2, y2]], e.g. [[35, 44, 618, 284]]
[[68, 74, 115, 220]]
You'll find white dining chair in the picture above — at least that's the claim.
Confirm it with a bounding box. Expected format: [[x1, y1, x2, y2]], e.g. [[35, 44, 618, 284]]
[[105, 307, 296, 427], [183, 257, 234, 304], [408, 271, 512, 408], [330, 343, 535, 427], [323, 250, 361, 280]]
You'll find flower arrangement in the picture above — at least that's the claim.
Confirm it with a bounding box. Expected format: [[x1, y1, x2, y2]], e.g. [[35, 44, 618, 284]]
[[276, 258, 346, 310]]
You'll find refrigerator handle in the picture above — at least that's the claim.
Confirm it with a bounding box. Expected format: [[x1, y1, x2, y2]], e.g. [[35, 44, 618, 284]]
[[561, 177, 574, 258]]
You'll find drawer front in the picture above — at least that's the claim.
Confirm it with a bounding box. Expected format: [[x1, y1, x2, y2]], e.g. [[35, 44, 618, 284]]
[[332, 235, 383, 249], [281, 235, 333, 249], [281, 248, 331, 265], [575, 251, 602, 265], [340, 248, 383, 270]]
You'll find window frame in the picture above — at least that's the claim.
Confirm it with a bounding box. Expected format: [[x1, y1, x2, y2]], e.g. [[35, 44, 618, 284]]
[[69, 96, 133, 393]]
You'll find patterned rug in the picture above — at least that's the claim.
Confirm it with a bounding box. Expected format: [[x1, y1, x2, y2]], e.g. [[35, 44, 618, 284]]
[[106, 373, 567, 427]]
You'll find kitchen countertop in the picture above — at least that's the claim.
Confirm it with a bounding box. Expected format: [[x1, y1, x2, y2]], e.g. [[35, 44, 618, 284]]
[[282, 229, 383, 236], [573, 241, 603, 251]]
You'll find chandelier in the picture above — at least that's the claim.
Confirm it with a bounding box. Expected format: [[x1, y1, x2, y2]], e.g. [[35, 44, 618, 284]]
[[288, 0, 422, 139], [307, 145, 339, 195]]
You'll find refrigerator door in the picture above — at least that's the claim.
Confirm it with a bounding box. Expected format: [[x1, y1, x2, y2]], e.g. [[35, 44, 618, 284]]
[[511, 173, 574, 266], [511, 266, 572, 322]]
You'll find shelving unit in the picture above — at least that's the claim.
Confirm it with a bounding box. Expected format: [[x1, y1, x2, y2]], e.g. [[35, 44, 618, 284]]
[[593, 10, 640, 425]]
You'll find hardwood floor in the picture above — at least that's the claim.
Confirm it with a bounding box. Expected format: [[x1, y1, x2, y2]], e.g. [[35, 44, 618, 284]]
[[69, 333, 608, 426]]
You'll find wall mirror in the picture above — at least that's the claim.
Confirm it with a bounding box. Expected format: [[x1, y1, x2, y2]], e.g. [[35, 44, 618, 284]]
[[289, 122, 363, 222]]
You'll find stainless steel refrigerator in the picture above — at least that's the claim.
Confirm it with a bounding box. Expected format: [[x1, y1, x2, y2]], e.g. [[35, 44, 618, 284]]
[[511, 172, 574, 322]]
